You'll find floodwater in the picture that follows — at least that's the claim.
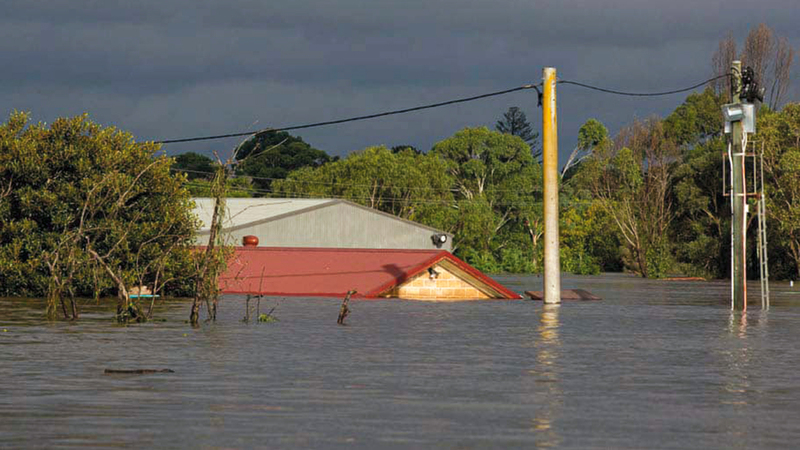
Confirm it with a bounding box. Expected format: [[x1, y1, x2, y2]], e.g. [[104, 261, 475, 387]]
[[3, 273, 800, 449]]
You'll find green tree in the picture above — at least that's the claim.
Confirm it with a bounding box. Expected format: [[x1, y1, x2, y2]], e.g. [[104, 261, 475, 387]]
[[496, 107, 541, 159], [559, 203, 602, 275], [658, 89, 727, 278], [391, 145, 422, 154], [273, 146, 455, 220], [759, 104, 800, 278], [580, 118, 678, 278], [563, 119, 609, 180], [235, 131, 334, 193], [0, 112, 197, 318], [671, 137, 729, 278], [431, 127, 540, 263], [173, 152, 216, 180], [664, 88, 723, 146], [578, 119, 609, 150]]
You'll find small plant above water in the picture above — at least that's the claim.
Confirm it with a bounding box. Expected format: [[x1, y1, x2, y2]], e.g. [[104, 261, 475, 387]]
[[258, 313, 278, 323], [243, 294, 280, 324]]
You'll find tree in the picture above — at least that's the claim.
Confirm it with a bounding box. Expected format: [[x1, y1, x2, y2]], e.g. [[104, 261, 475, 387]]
[[741, 24, 775, 98], [173, 152, 216, 180], [671, 137, 729, 278], [769, 37, 794, 110], [663, 88, 723, 146], [563, 119, 609, 178], [496, 107, 541, 159], [0, 112, 197, 319], [273, 145, 455, 221], [759, 104, 800, 278], [712, 33, 737, 100], [580, 118, 678, 278], [431, 127, 539, 261], [234, 131, 334, 193], [391, 145, 422, 154], [712, 24, 794, 110]]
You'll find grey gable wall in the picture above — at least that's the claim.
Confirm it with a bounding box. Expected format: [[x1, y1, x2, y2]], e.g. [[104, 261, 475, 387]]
[[196, 201, 452, 251]]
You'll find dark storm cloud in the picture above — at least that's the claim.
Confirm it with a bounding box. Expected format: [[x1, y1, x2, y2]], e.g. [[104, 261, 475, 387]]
[[2, 0, 799, 160]]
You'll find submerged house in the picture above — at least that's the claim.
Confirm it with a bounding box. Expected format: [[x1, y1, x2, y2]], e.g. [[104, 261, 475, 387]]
[[194, 198, 520, 300], [218, 247, 521, 300]]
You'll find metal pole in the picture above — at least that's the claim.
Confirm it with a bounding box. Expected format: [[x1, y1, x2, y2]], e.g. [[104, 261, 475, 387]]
[[731, 60, 747, 311], [762, 145, 770, 309], [542, 67, 561, 304]]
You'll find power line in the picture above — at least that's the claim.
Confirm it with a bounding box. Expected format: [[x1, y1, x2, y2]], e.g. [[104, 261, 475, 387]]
[[155, 74, 729, 145], [557, 74, 729, 97], [157, 74, 728, 147], [155, 83, 541, 145]]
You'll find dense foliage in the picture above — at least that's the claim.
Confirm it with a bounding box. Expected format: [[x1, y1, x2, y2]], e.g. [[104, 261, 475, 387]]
[[234, 131, 335, 192], [173, 152, 217, 180], [0, 113, 197, 310]]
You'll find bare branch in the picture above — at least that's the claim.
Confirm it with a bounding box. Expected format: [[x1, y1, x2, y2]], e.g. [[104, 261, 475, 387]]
[[712, 33, 737, 99], [769, 37, 794, 110]]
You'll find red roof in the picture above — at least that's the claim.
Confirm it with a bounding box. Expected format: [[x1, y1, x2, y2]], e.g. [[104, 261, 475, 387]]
[[217, 247, 520, 299]]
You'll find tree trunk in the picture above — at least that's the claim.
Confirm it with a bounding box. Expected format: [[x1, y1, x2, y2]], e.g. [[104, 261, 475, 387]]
[[60, 296, 69, 320], [190, 298, 201, 326], [636, 245, 648, 279], [791, 239, 800, 281], [192, 168, 226, 325], [68, 288, 79, 320]]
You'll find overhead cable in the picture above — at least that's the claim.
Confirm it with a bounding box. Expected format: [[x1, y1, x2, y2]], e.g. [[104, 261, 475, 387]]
[[557, 74, 729, 97], [155, 74, 727, 146], [155, 83, 541, 145]]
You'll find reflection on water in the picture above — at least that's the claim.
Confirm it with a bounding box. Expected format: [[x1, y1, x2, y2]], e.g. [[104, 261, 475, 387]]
[[723, 312, 752, 406], [532, 305, 562, 447], [3, 274, 800, 449]]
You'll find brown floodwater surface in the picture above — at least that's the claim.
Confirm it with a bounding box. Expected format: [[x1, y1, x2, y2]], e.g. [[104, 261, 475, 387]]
[[2, 273, 800, 449]]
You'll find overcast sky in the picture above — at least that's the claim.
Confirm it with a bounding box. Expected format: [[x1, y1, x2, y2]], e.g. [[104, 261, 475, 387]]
[[3, 0, 799, 163]]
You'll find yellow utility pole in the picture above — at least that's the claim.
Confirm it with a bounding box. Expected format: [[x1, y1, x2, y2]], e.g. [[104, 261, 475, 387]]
[[542, 67, 561, 305]]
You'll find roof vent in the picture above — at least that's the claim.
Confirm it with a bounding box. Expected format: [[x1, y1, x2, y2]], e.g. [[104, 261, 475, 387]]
[[242, 235, 259, 247]]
